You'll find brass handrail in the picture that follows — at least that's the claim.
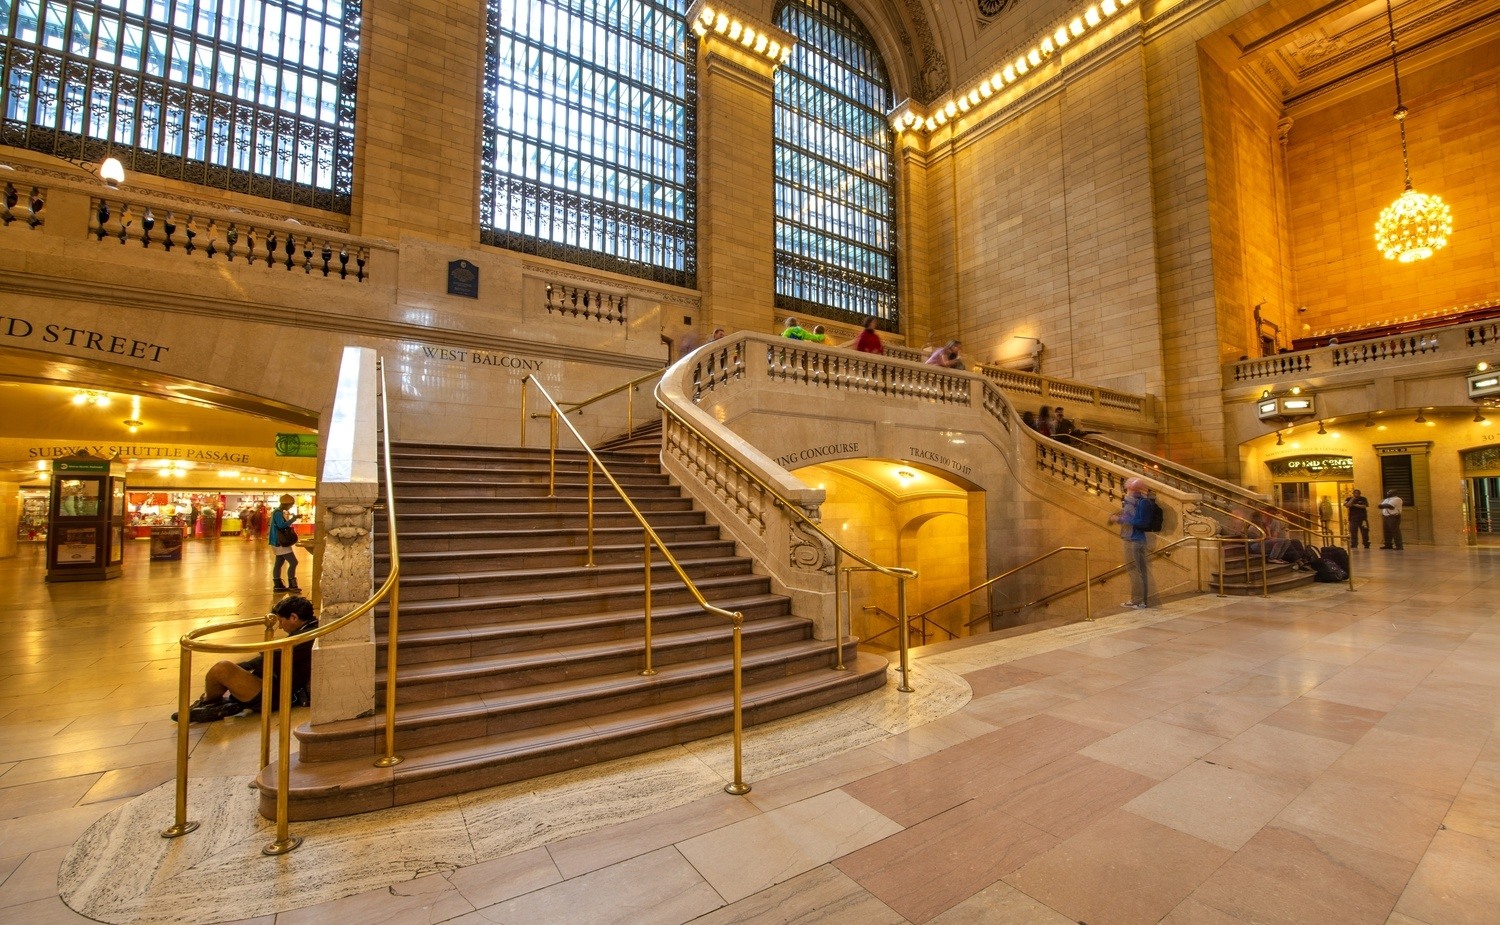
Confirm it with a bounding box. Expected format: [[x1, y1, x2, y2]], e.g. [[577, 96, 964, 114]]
[[905, 546, 1092, 628], [521, 375, 753, 794], [977, 537, 1214, 624], [657, 399, 920, 691], [163, 356, 403, 854], [861, 605, 957, 647], [520, 367, 665, 447], [1078, 435, 1322, 538]]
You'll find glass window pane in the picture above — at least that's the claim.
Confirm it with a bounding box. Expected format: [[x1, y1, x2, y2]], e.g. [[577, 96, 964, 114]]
[[0, 0, 360, 212], [480, 0, 696, 288], [774, 0, 897, 328]]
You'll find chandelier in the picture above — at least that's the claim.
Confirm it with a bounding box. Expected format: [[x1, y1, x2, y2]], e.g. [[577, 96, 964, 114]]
[[1373, 0, 1452, 263]]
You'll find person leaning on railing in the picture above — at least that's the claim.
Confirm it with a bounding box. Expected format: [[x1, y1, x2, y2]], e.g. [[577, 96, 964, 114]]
[[171, 596, 320, 723]]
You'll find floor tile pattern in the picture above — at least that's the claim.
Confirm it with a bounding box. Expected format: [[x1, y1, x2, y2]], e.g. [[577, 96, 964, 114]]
[[2, 540, 1498, 924]]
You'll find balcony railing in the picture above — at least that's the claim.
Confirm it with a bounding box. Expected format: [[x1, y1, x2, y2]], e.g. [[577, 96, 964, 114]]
[[1228, 315, 1500, 387]]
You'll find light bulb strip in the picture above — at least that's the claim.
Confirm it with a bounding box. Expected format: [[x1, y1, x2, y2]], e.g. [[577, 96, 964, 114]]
[[891, 0, 1135, 134], [689, 3, 794, 67]]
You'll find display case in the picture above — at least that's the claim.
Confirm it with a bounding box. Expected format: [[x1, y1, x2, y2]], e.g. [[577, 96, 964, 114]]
[[18, 494, 48, 542], [46, 457, 126, 582]]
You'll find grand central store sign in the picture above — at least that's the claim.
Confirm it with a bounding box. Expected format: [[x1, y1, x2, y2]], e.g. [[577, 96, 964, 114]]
[[1266, 455, 1353, 478]]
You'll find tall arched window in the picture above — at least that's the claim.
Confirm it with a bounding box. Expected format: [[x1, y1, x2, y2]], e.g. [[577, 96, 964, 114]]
[[774, 0, 896, 328], [0, 0, 361, 211], [481, 0, 696, 288]]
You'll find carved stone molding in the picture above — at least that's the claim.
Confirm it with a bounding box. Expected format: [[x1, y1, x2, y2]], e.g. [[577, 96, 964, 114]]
[[789, 521, 834, 573], [320, 501, 374, 619]]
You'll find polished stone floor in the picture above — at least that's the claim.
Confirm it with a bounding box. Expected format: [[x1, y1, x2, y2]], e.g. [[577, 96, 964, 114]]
[[2, 537, 1498, 924]]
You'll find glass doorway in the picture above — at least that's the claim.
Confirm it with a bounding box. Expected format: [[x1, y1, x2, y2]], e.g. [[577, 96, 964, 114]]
[[1274, 479, 1353, 542], [1471, 477, 1500, 543]]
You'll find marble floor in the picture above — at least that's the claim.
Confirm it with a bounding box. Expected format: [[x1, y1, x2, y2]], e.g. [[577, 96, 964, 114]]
[[2, 538, 1499, 924]]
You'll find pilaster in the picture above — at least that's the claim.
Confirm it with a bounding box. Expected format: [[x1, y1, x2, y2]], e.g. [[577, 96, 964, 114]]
[[690, 2, 795, 336]]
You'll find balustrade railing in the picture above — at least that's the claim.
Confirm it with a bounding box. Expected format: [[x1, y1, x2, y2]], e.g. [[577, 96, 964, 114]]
[[1229, 316, 1500, 386], [977, 364, 1152, 418], [544, 282, 628, 324], [87, 196, 370, 280], [1, 180, 45, 228], [0, 163, 377, 282]]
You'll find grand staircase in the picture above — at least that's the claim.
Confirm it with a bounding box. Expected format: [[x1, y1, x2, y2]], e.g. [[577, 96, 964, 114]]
[[258, 440, 888, 820]]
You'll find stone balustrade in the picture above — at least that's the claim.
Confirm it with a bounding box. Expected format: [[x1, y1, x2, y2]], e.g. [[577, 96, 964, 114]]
[[659, 333, 1202, 633], [0, 163, 380, 283], [1227, 316, 1500, 388]]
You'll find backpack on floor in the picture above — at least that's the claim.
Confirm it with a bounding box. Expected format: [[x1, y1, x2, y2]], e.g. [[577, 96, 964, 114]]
[[1319, 545, 1350, 574]]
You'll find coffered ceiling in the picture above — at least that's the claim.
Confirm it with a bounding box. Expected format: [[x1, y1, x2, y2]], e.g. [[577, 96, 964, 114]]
[[1202, 0, 1500, 114]]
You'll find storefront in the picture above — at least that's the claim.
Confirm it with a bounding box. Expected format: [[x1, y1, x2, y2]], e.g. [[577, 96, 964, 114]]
[[125, 491, 316, 540], [1265, 454, 1354, 537], [1461, 445, 1500, 545]]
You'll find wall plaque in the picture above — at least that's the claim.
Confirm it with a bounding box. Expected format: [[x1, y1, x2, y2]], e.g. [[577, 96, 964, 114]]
[[448, 259, 479, 298]]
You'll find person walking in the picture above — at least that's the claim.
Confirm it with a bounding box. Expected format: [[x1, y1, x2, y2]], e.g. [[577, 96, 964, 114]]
[[1109, 478, 1153, 608], [1344, 489, 1370, 549], [847, 316, 885, 354], [1378, 489, 1404, 549], [270, 494, 303, 592]]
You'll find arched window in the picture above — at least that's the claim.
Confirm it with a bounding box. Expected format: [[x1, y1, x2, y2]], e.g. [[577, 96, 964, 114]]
[[481, 0, 696, 288], [774, 0, 896, 328], [0, 0, 361, 211]]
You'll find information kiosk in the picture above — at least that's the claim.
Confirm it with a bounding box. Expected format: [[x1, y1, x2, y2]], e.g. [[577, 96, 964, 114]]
[[46, 456, 126, 582]]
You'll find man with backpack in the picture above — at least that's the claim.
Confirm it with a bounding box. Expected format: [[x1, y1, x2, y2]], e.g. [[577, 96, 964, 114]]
[[1109, 478, 1156, 609]]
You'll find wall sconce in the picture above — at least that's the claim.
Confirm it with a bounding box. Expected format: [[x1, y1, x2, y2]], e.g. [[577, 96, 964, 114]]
[[1413, 410, 1428, 424], [1473, 408, 1487, 424], [896, 469, 916, 482], [72, 389, 111, 407], [1468, 362, 1500, 400], [1316, 420, 1327, 435], [1257, 387, 1316, 425], [1275, 430, 1284, 446]]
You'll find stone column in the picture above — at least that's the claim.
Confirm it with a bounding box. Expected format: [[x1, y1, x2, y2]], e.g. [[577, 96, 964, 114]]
[[310, 347, 381, 723], [689, 1, 795, 336]]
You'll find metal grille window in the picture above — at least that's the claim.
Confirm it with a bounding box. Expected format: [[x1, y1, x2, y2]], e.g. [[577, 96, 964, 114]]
[[481, 0, 695, 288], [774, 0, 896, 328], [0, 0, 360, 211]]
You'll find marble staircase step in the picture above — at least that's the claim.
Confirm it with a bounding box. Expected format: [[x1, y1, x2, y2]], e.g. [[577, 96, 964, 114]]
[[390, 480, 679, 499], [261, 652, 891, 820], [383, 508, 706, 533], [390, 494, 694, 515], [377, 522, 724, 555], [377, 618, 817, 705], [300, 636, 857, 759], [382, 592, 797, 665], [384, 537, 737, 576], [395, 555, 752, 601], [377, 572, 777, 630]]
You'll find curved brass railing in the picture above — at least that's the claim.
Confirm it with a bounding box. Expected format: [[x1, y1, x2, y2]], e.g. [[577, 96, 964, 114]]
[[861, 605, 957, 648], [520, 367, 665, 447], [163, 357, 403, 855], [902, 546, 1092, 630], [658, 399, 921, 691], [521, 375, 755, 794]]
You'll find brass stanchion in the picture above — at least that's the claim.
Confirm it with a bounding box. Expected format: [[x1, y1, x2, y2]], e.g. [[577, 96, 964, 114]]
[[161, 647, 199, 839], [548, 410, 558, 498], [833, 555, 847, 671], [1083, 548, 1093, 621], [263, 643, 301, 855], [376, 582, 404, 768], [255, 612, 276, 781], [896, 578, 913, 693], [724, 616, 750, 795], [640, 540, 656, 676]]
